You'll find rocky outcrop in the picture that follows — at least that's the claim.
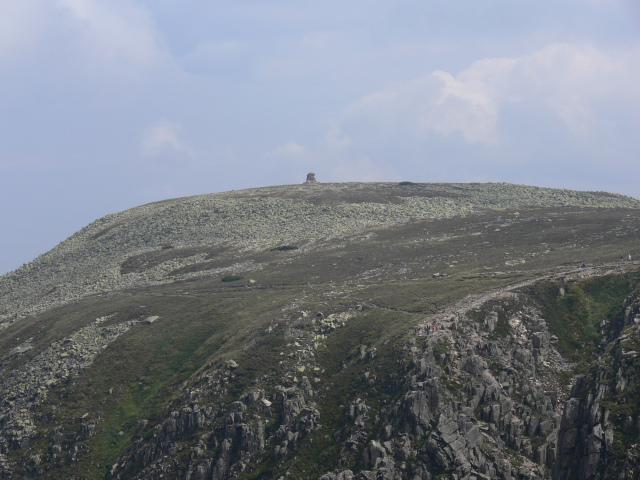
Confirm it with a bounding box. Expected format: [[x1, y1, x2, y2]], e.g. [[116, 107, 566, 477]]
[[111, 311, 338, 479], [555, 291, 640, 480], [311, 280, 607, 480], [112, 380, 320, 479], [0, 316, 138, 473]]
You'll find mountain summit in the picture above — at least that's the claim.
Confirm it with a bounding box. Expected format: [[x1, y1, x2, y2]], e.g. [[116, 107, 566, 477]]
[[1, 182, 639, 479]]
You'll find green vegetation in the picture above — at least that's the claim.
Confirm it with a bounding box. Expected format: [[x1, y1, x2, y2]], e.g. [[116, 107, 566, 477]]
[[558, 370, 574, 387], [525, 273, 639, 365], [90, 222, 121, 240], [221, 275, 243, 282], [492, 309, 510, 338], [598, 325, 640, 465], [270, 245, 299, 251], [467, 303, 510, 338], [292, 311, 407, 476], [433, 341, 448, 361], [19, 288, 234, 478]]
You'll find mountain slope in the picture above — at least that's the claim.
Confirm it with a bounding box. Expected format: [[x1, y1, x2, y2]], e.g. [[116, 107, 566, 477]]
[[0, 182, 639, 479]]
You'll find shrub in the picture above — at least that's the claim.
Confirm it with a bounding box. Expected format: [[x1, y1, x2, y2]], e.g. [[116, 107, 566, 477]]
[[398, 181, 416, 186]]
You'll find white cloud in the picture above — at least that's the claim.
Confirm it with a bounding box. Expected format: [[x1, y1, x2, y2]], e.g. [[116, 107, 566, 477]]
[[140, 119, 193, 158], [342, 72, 499, 146], [270, 141, 313, 162], [337, 43, 640, 147], [431, 68, 500, 144], [0, 0, 166, 78], [520, 43, 636, 137]]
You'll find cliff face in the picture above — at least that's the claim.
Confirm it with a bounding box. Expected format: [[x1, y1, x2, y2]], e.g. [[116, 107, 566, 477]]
[[0, 182, 639, 479], [555, 287, 640, 480]]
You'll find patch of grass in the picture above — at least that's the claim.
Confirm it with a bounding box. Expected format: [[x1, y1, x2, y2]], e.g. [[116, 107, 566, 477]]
[[607, 430, 636, 463], [221, 275, 243, 282], [467, 302, 510, 339], [120, 245, 229, 275], [601, 384, 640, 418], [492, 308, 510, 338], [433, 341, 448, 361], [270, 245, 299, 251], [558, 370, 574, 387], [525, 273, 639, 364], [90, 223, 122, 240], [441, 371, 463, 393], [506, 448, 524, 467]]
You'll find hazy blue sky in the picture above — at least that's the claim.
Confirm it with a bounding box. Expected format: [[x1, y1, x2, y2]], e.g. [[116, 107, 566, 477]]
[[1, 1, 639, 275]]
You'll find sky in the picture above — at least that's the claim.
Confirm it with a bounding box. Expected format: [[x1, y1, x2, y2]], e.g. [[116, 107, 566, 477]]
[[1, 0, 639, 275]]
